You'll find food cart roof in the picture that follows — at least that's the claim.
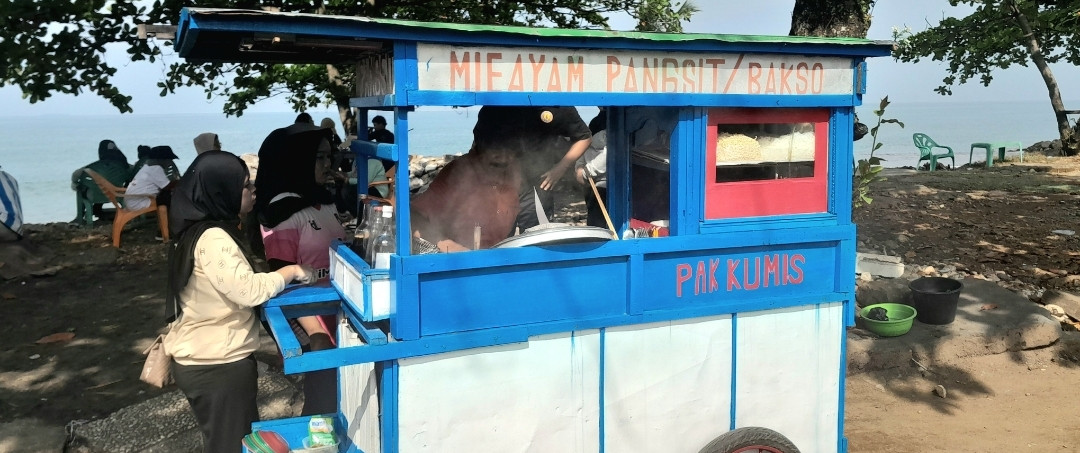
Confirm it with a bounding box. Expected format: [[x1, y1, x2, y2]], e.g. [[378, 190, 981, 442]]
[[176, 8, 894, 64]]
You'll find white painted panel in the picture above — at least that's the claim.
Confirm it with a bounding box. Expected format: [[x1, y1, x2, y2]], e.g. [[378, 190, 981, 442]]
[[370, 279, 390, 320], [735, 303, 844, 453], [604, 315, 733, 453], [339, 322, 381, 453], [397, 331, 601, 453]]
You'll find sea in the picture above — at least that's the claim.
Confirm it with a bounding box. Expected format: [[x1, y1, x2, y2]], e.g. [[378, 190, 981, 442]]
[[0, 100, 1072, 225]]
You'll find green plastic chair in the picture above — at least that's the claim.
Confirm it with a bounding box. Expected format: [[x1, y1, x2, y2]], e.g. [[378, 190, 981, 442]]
[[912, 133, 955, 171], [73, 161, 132, 227], [75, 174, 111, 227]]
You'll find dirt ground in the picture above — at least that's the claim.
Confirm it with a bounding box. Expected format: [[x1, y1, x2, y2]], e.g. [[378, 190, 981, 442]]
[[846, 348, 1080, 452], [852, 153, 1080, 299], [843, 151, 1080, 452], [1, 150, 1079, 451]]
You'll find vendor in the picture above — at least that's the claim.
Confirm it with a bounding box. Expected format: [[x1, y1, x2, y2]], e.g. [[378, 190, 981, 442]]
[[472, 106, 592, 232], [410, 135, 522, 252]]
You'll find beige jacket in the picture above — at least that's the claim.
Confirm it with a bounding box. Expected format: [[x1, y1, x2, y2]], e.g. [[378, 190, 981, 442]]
[[164, 228, 287, 366]]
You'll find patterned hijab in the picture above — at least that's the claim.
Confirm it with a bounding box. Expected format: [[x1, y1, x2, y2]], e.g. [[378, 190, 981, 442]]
[[165, 151, 252, 321]]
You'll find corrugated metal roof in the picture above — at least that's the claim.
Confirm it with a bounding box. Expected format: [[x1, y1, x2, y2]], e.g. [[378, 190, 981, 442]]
[[177, 7, 894, 63]]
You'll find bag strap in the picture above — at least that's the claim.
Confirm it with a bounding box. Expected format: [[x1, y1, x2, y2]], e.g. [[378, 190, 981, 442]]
[[141, 334, 165, 355]]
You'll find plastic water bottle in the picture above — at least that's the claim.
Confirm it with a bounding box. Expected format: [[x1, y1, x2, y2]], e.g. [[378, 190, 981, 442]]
[[363, 206, 384, 265], [371, 205, 395, 269], [352, 200, 377, 257]]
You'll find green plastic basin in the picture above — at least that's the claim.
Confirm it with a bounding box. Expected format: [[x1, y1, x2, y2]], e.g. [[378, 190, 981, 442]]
[[859, 303, 917, 337]]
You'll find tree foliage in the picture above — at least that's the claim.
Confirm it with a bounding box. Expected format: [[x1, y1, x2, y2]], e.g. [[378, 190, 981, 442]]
[[893, 0, 1080, 96], [1, 0, 670, 124], [0, 1, 147, 113], [893, 0, 1080, 153], [789, 0, 874, 38], [633, 0, 698, 33]]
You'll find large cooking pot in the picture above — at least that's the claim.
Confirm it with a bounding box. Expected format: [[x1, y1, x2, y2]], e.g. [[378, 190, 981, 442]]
[[493, 223, 614, 248]]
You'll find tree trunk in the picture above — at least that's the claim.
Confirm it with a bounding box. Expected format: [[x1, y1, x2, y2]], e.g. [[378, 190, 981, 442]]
[[316, 4, 358, 138], [326, 63, 357, 136], [789, 0, 871, 38], [1007, 0, 1076, 156], [337, 101, 356, 137]]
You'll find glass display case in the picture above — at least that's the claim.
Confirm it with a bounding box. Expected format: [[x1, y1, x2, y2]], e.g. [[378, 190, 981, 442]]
[[706, 108, 830, 219]]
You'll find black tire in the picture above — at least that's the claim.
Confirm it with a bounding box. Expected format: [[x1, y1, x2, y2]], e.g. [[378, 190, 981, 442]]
[[698, 427, 801, 453]]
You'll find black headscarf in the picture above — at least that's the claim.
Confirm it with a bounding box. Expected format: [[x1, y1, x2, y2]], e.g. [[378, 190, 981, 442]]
[[254, 122, 334, 228], [147, 145, 179, 160], [143, 145, 179, 170], [166, 151, 253, 322], [98, 140, 128, 165]]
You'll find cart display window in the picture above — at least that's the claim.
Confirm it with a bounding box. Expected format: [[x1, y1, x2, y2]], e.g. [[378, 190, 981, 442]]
[[705, 108, 829, 219], [627, 108, 680, 230]]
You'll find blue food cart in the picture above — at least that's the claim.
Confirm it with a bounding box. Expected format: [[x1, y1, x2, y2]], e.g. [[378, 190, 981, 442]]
[[174, 8, 891, 453]]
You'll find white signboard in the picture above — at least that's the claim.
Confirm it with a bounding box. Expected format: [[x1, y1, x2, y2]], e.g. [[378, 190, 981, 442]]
[[416, 43, 854, 96]]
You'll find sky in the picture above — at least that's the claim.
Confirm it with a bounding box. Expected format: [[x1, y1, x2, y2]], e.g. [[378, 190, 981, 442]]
[[1, 0, 1077, 117]]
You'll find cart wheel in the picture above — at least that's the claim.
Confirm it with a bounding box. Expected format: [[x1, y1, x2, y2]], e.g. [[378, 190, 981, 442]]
[[698, 427, 801, 453]]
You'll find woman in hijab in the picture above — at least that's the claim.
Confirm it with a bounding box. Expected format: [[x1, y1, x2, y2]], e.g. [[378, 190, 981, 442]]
[[75, 139, 130, 179], [319, 118, 343, 150], [254, 122, 346, 416], [70, 139, 132, 222], [193, 132, 222, 155], [125, 145, 181, 211], [163, 151, 314, 452]]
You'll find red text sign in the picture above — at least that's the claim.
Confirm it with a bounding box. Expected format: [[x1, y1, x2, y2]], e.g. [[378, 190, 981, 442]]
[[417, 44, 854, 96], [675, 253, 805, 297]]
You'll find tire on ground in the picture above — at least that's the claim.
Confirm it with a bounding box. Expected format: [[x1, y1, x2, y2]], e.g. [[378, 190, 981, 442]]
[[697, 426, 801, 453]]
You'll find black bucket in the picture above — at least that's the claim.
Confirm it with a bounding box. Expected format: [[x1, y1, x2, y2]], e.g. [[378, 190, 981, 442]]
[[908, 277, 963, 325]]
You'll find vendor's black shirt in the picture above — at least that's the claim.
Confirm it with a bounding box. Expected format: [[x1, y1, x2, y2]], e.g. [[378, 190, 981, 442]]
[[369, 129, 395, 144], [473, 106, 591, 180]]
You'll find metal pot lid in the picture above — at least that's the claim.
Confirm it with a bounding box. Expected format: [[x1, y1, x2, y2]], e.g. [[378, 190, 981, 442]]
[[494, 223, 614, 248]]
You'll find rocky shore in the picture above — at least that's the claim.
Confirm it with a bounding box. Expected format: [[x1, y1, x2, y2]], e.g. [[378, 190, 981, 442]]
[[405, 154, 456, 191]]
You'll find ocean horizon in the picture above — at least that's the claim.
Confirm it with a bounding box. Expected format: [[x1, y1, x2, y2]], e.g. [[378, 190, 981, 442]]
[[0, 99, 1072, 225]]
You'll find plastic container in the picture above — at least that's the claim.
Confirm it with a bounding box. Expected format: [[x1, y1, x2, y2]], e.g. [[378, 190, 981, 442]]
[[908, 277, 963, 325], [858, 303, 917, 337], [294, 438, 338, 453]]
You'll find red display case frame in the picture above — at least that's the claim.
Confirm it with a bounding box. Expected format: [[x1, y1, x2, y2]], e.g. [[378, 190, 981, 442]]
[[705, 108, 830, 219]]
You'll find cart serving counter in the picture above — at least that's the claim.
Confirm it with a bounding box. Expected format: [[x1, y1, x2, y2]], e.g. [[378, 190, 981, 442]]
[[174, 8, 891, 452]]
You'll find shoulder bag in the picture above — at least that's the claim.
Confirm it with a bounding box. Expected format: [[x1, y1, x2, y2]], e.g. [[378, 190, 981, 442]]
[[140, 334, 174, 388]]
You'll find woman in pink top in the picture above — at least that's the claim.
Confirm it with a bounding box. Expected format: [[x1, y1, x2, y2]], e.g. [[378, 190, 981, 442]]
[[254, 122, 346, 416]]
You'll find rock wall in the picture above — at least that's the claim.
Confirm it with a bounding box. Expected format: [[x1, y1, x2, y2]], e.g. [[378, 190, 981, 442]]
[[406, 154, 457, 193], [1025, 138, 1080, 157]]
